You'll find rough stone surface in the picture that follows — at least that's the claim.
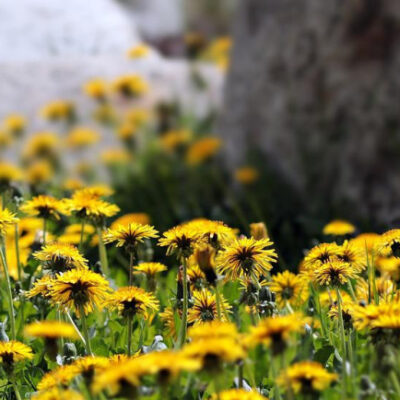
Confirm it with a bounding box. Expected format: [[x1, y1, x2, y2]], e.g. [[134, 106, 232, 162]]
[[220, 0, 400, 226]]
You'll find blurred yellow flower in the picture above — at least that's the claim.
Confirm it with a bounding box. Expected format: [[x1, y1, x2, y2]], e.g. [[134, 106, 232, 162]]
[[23, 132, 59, 161], [0, 130, 12, 150], [25, 321, 78, 340], [125, 108, 150, 126], [83, 78, 108, 101], [112, 74, 148, 98], [40, 100, 75, 122], [101, 148, 131, 166], [127, 43, 150, 59], [185, 137, 222, 166], [3, 113, 26, 136], [26, 160, 53, 185], [160, 129, 191, 152], [66, 127, 100, 149], [111, 213, 151, 228], [234, 166, 259, 185], [0, 162, 22, 187], [323, 219, 356, 236]]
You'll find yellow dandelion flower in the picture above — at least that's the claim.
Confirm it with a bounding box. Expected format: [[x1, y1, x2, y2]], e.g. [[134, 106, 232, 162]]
[[127, 43, 150, 59], [63, 191, 119, 223], [23, 131, 59, 160], [26, 160, 53, 185], [32, 388, 84, 400], [188, 289, 231, 325], [116, 121, 137, 142], [26, 275, 54, 299], [0, 162, 22, 187], [234, 167, 259, 185], [3, 113, 26, 135], [0, 341, 33, 368], [0, 208, 18, 235], [40, 100, 75, 122], [49, 269, 110, 316], [34, 242, 88, 273], [66, 127, 100, 149], [210, 389, 267, 400], [376, 256, 400, 280], [356, 276, 395, 303], [277, 361, 337, 394], [112, 74, 148, 98], [188, 321, 239, 342], [160, 129, 191, 152], [313, 261, 357, 287], [104, 222, 158, 252], [245, 313, 309, 354], [160, 307, 178, 339], [377, 229, 400, 258], [323, 220, 356, 236], [25, 320, 78, 340], [83, 78, 108, 101], [63, 178, 84, 191], [71, 356, 110, 381], [0, 130, 12, 150], [111, 213, 151, 229], [125, 108, 149, 126], [37, 364, 77, 391], [105, 286, 158, 319], [134, 262, 167, 277], [336, 240, 366, 272], [268, 271, 308, 308], [93, 103, 117, 124], [185, 137, 222, 166], [216, 237, 277, 280], [352, 302, 393, 330], [182, 337, 245, 370], [159, 225, 201, 259], [250, 222, 269, 240], [187, 264, 206, 290], [101, 148, 131, 165], [20, 195, 65, 220], [302, 242, 341, 270], [350, 232, 380, 254]]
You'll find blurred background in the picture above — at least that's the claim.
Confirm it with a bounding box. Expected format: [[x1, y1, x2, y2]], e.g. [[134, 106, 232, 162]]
[[0, 0, 399, 266]]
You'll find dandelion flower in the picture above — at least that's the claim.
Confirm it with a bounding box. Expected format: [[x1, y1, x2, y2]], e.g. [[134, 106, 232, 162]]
[[26, 275, 54, 299], [277, 361, 337, 394], [303, 242, 341, 270], [20, 195, 65, 220], [103, 222, 158, 252], [0, 162, 22, 188], [0, 208, 18, 235], [185, 137, 221, 166], [105, 286, 158, 319], [268, 271, 307, 308], [159, 225, 201, 259], [49, 269, 110, 316], [216, 237, 277, 280], [323, 220, 356, 236], [25, 321, 78, 340], [234, 167, 259, 185], [134, 262, 167, 277], [128, 43, 150, 59], [32, 388, 84, 400], [34, 242, 88, 273], [377, 229, 400, 258], [83, 78, 108, 101], [313, 261, 357, 287], [112, 74, 148, 98], [188, 289, 231, 325], [40, 100, 75, 122], [210, 389, 267, 400]]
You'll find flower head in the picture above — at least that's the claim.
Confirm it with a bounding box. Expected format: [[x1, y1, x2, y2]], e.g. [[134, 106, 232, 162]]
[[134, 262, 167, 278], [0, 162, 22, 188], [277, 361, 337, 394], [187, 321, 239, 342], [159, 225, 201, 259], [32, 388, 84, 400], [0, 208, 18, 235], [83, 78, 108, 101], [37, 364, 77, 391], [0, 341, 33, 372], [105, 286, 159, 319], [66, 127, 100, 149], [245, 313, 309, 355], [216, 237, 277, 280], [40, 100, 75, 122], [268, 271, 307, 308], [3, 113, 26, 136], [34, 242, 88, 273], [21, 195, 65, 220], [303, 242, 341, 270], [127, 43, 150, 59], [112, 74, 148, 98], [185, 137, 221, 166], [26, 160, 53, 185], [377, 229, 400, 258], [188, 289, 231, 325], [313, 261, 357, 287], [23, 131, 59, 161], [323, 220, 356, 236], [26, 275, 54, 299], [210, 389, 267, 400], [234, 167, 259, 185], [49, 269, 110, 316], [103, 222, 158, 252], [25, 321, 78, 340]]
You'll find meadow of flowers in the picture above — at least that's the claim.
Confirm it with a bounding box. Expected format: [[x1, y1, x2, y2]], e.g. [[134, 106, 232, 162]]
[[0, 40, 399, 400]]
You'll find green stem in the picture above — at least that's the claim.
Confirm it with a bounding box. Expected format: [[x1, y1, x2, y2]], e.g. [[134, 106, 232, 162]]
[[127, 314, 133, 356], [390, 370, 400, 397], [79, 305, 93, 355], [178, 258, 188, 347], [11, 375, 22, 400], [42, 218, 47, 245], [215, 280, 222, 320], [0, 241, 15, 340], [97, 227, 109, 276], [129, 251, 134, 286], [238, 363, 244, 388], [79, 219, 86, 252], [336, 287, 348, 397], [310, 284, 327, 337], [14, 224, 21, 282]]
